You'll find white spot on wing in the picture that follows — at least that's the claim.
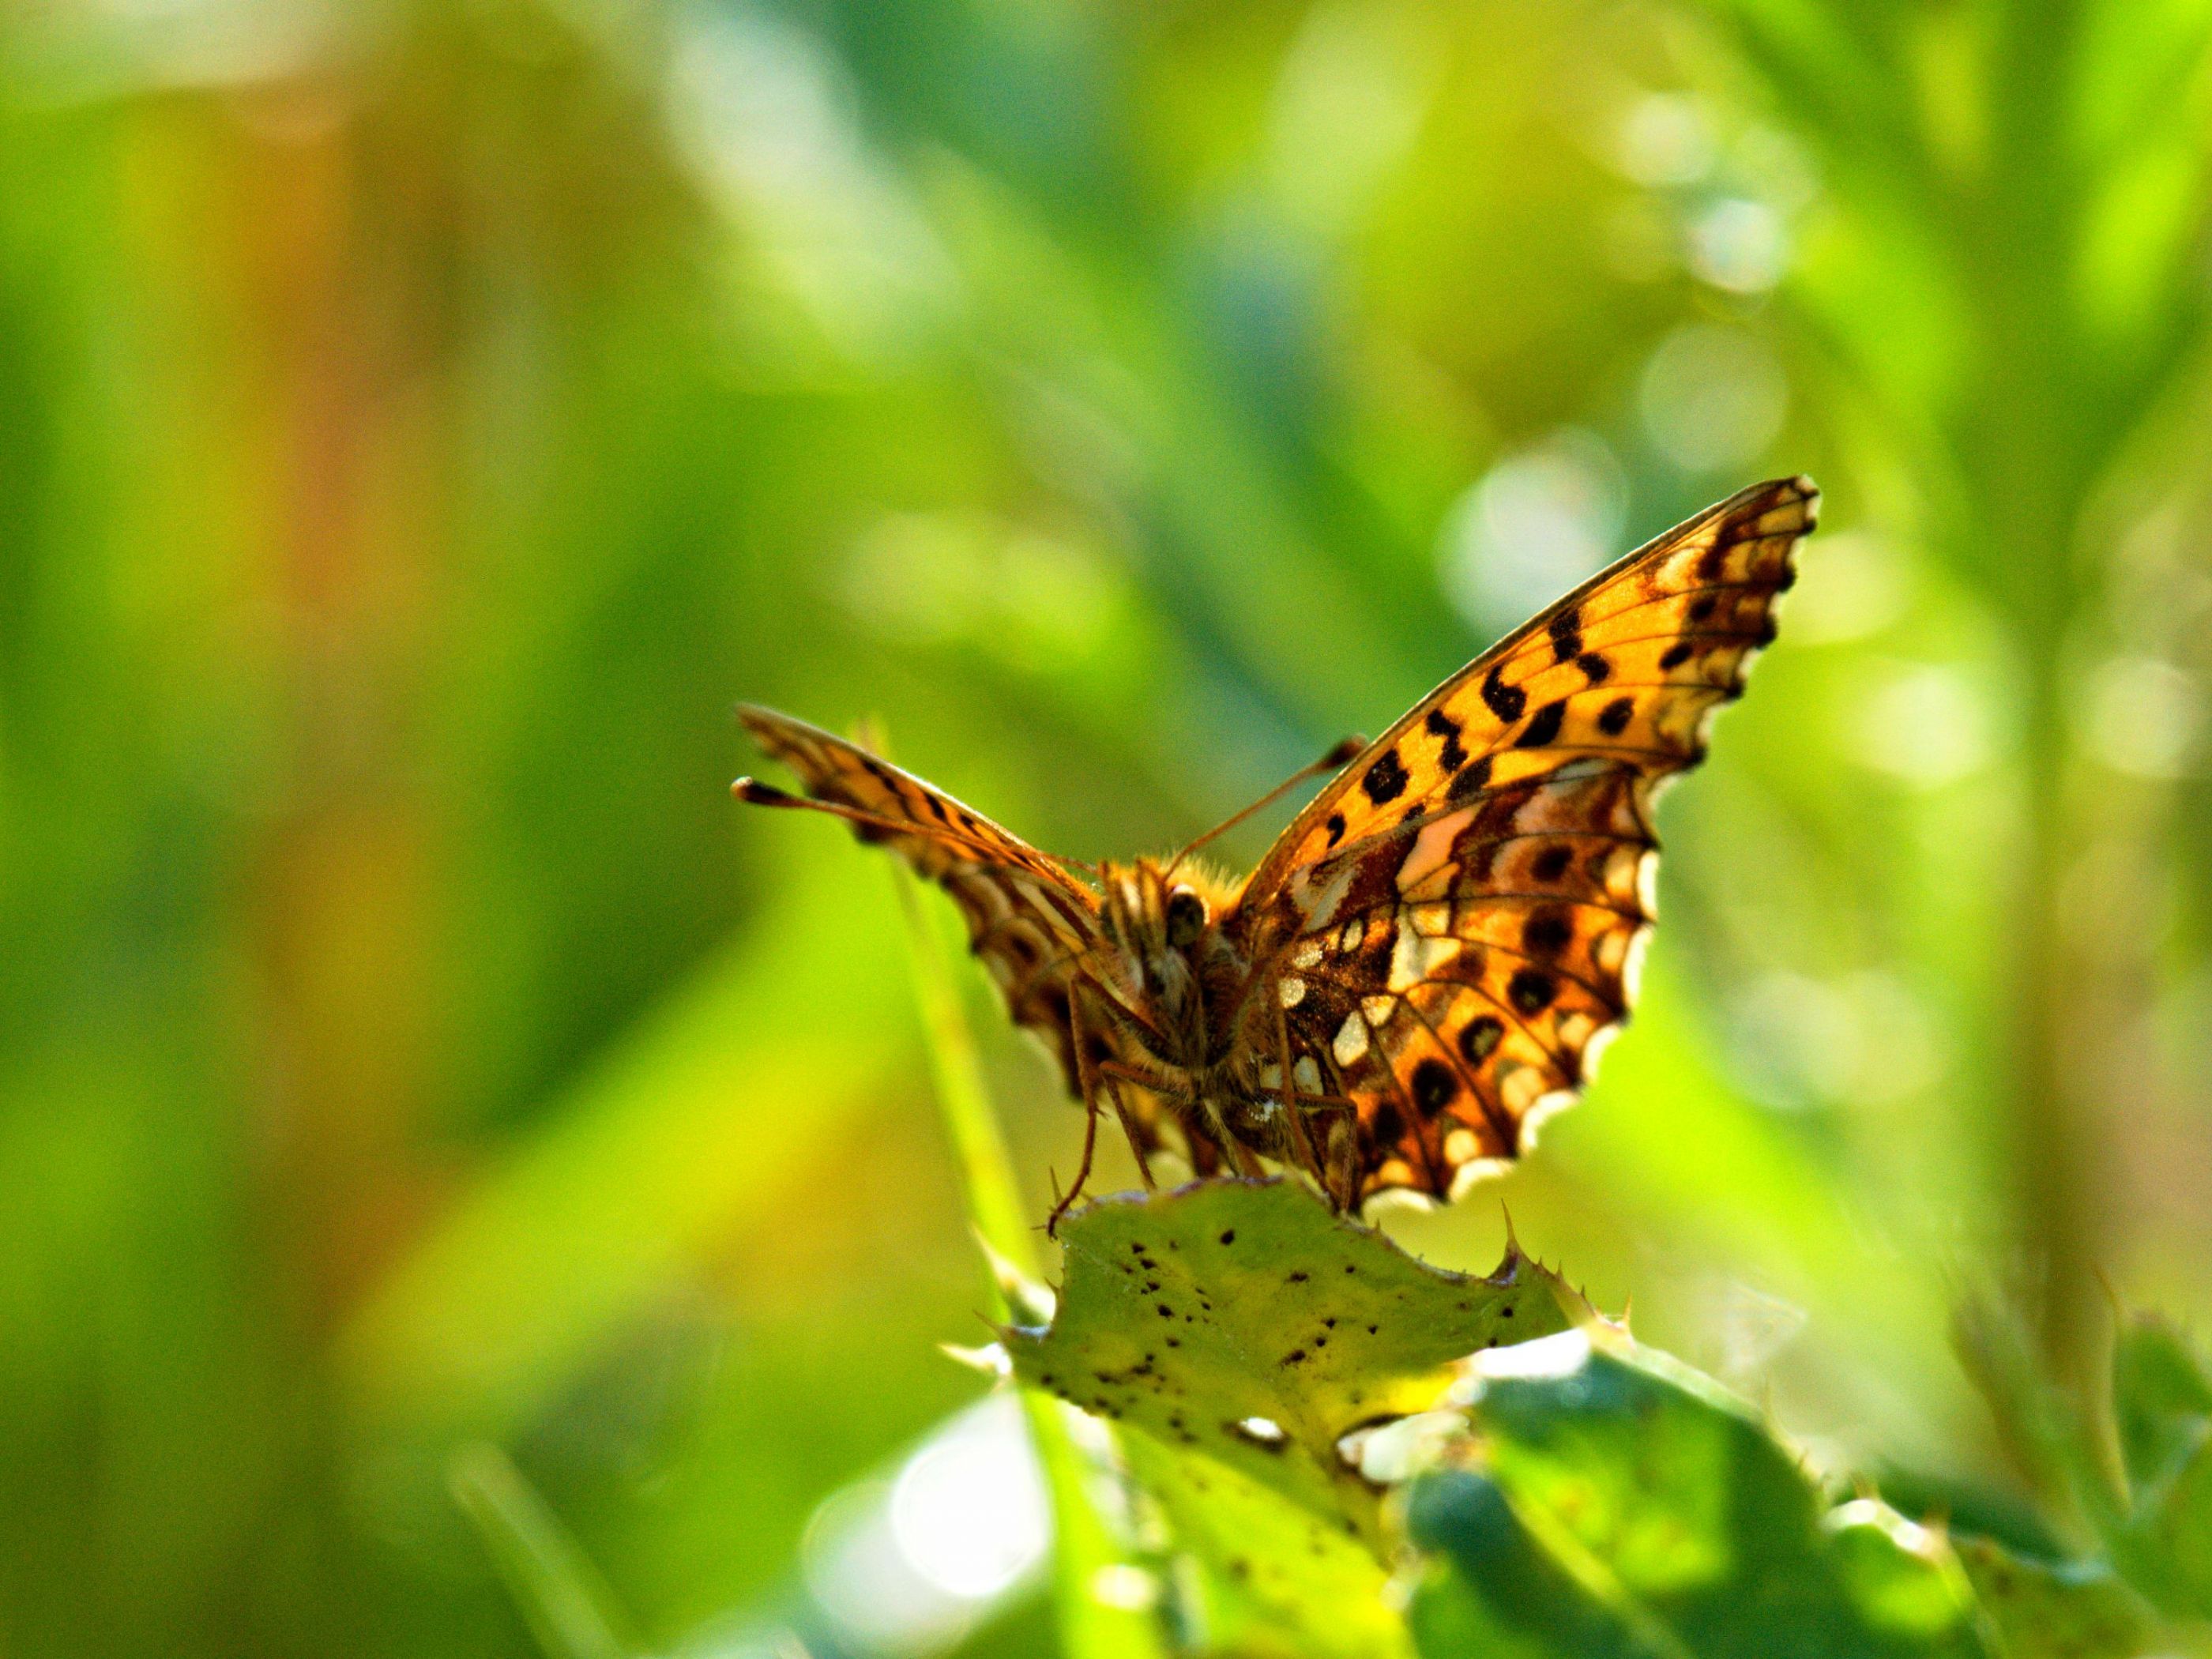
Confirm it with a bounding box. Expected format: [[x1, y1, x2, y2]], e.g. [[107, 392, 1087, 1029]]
[[1622, 924, 1653, 1004], [1636, 849, 1660, 917], [1548, 756, 1611, 784], [1361, 995, 1396, 1026], [1305, 863, 1358, 932], [1499, 1059, 1547, 1114], [1397, 808, 1475, 893], [1447, 1155, 1513, 1200], [1521, 1089, 1579, 1148], [1291, 939, 1324, 970], [1360, 1187, 1435, 1220], [1333, 1012, 1370, 1066], [1292, 1055, 1321, 1093], [1581, 1021, 1621, 1082], [1390, 927, 1459, 991], [1278, 976, 1307, 1009]]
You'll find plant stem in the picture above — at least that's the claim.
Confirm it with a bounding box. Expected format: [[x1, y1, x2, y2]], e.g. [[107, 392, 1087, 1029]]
[[891, 869, 1169, 1659], [892, 870, 1041, 1288]]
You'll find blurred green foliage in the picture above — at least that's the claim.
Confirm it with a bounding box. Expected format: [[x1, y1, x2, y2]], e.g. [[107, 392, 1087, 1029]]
[[3, 0, 2211, 1655], [1405, 1337, 1992, 1659]]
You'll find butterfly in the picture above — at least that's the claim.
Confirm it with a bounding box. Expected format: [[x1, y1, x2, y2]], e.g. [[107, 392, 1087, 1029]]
[[736, 476, 1816, 1225]]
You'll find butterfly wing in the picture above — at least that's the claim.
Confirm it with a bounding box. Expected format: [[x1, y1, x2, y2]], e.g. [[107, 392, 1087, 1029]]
[[1229, 476, 1818, 1205], [738, 705, 1122, 1103]]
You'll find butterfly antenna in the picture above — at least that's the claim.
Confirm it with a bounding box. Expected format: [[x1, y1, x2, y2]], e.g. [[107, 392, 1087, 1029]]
[[1164, 733, 1367, 878]]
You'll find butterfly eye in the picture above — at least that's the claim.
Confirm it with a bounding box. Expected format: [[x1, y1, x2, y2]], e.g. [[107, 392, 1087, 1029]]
[[1164, 886, 1207, 947]]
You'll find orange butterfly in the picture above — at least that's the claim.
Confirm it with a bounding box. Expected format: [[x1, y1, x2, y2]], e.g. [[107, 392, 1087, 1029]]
[[736, 476, 1816, 1225]]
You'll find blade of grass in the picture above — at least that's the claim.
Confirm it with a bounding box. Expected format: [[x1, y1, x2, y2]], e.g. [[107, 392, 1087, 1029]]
[[450, 1443, 634, 1659], [891, 865, 1170, 1659]]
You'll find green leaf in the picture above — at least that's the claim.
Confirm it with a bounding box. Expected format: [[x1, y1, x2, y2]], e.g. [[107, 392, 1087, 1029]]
[[2105, 1315, 2212, 1622], [2108, 1428, 2212, 1623], [450, 1443, 634, 1659], [1408, 1329, 1992, 1659], [2112, 1316, 2212, 1495], [1952, 1535, 2156, 1659], [1121, 1431, 1413, 1659], [1405, 1470, 1672, 1659], [1003, 1179, 1574, 1537]]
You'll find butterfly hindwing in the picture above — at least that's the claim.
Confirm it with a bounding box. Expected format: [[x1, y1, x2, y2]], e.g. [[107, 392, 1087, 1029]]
[[1236, 476, 1817, 1203]]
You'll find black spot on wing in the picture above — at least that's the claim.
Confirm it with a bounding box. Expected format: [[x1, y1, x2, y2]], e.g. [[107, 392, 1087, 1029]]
[[1324, 812, 1347, 848], [1410, 1058, 1459, 1118], [1548, 606, 1582, 664], [1659, 641, 1694, 672], [1514, 702, 1567, 749], [1522, 907, 1573, 955], [1447, 755, 1493, 804], [1459, 1015, 1503, 1064], [1426, 707, 1468, 773], [1531, 843, 1574, 882], [1363, 750, 1410, 805], [1577, 653, 1611, 684], [1507, 969, 1557, 1015], [1697, 527, 1740, 582], [1481, 664, 1526, 724]]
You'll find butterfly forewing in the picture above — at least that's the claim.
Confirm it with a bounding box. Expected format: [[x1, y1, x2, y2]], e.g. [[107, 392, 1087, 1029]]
[[737, 707, 1145, 1111], [1232, 476, 1817, 1203]]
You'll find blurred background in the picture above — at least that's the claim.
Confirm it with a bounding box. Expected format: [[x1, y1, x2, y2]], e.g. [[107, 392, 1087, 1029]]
[[3, 0, 2210, 1653]]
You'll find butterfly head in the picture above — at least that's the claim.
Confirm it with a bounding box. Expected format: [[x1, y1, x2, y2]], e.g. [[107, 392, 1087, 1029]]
[[1099, 858, 1235, 1022]]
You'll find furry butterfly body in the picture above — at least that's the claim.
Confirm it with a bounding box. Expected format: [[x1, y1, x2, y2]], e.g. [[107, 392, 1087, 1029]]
[[736, 476, 1817, 1219]]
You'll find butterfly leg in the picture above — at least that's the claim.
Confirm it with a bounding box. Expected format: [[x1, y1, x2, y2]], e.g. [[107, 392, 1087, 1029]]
[[1048, 992, 1110, 1236], [1086, 1062, 1162, 1189], [1192, 1093, 1267, 1180], [1104, 1079, 1157, 1191], [1271, 1005, 1327, 1192]]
